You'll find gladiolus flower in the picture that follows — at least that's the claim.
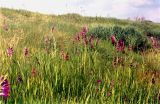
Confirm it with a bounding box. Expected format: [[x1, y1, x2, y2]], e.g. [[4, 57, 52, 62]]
[[17, 74, 23, 83], [107, 92, 112, 97], [0, 76, 10, 98], [110, 80, 114, 89], [96, 88, 99, 93], [81, 26, 88, 39], [64, 52, 69, 61], [74, 34, 80, 42], [61, 51, 69, 61], [96, 79, 102, 84], [24, 47, 29, 56], [81, 31, 86, 39], [111, 35, 117, 46], [89, 35, 94, 43], [83, 38, 88, 46], [7, 47, 13, 57], [82, 26, 88, 33], [32, 68, 37, 77], [116, 39, 125, 52], [90, 43, 94, 49]]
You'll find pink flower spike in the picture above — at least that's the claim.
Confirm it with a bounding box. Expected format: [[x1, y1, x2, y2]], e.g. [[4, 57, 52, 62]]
[[96, 79, 102, 84], [24, 47, 29, 56], [7, 47, 13, 57], [0, 76, 10, 99], [82, 26, 88, 33], [111, 35, 117, 46]]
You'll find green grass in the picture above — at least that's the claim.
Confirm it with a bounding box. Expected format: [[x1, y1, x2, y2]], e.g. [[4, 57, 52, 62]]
[[0, 8, 160, 104]]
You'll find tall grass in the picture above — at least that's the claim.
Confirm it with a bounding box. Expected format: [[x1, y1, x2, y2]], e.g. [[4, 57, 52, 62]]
[[0, 8, 159, 104]]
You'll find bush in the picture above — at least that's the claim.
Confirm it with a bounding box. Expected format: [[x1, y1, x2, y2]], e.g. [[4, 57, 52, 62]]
[[111, 26, 125, 39], [123, 27, 140, 46], [88, 26, 152, 51], [134, 35, 152, 52], [88, 26, 112, 39]]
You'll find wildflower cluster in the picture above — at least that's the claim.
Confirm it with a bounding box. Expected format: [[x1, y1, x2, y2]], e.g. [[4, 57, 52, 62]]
[[0, 76, 10, 99], [74, 26, 99, 49]]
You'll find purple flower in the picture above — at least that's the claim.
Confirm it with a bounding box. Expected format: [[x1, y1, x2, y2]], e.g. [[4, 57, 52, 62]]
[[24, 47, 29, 56], [17, 74, 23, 83], [111, 35, 117, 46], [96, 88, 99, 93], [0, 76, 10, 98], [81, 26, 88, 39], [83, 38, 88, 46], [7, 47, 13, 57], [116, 39, 125, 52], [82, 26, 88, 33], [107, 92, 112, 97], [74, 34, 80, 42], [89, 35, 94, 43], [96, 79, 102, 84], [81, 31, 86, 39]]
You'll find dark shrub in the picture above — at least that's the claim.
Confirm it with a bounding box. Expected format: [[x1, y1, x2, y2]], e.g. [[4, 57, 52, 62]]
[[134, 35, 152, 52], [111, 26, 125, 39], [88, 26, 112, 39], [123, 27, 140, 46], [88, 26, 152, 51]]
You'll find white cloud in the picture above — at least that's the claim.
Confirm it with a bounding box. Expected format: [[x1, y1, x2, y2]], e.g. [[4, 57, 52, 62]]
[[0, 0, 160, 22], [129, 0, 153, 6]]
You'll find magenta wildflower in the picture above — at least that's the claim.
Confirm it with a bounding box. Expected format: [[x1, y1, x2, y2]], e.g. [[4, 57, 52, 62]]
[[88, 35, 95, 48], [17, 74, 23, 83], [7, 47, 13, 57], [116, 39, 125, 52], [74, 34, 80, 42], [82, 26, 88, 33], [61, 51, 69, 61], [107, 92, 112, 97], [24, 47, 29, 56], [110, 80, 115, 89], [96, 79, 102, 84], [111, 35, 117, 46], [0, 76, 10, 98], [32, 68, 37, 77], [64, 52, 69, 61], [81, 31, 86, 39], [96, 88, 99, 93], [90, 43, 94, 49], [89, 35, 94, 43], [83, 38, 88, 46], [81, 26, 88, 39]]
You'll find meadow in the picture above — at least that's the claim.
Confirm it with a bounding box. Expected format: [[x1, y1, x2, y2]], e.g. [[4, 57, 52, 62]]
[[0, 8, 160, 104]]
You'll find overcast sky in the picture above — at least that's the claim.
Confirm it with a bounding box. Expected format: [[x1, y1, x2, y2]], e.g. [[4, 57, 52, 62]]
[[0, 0, 160, 22]]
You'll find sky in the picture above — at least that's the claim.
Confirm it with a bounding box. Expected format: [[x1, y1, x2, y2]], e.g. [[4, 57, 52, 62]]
[[0, 0, 160, 22]]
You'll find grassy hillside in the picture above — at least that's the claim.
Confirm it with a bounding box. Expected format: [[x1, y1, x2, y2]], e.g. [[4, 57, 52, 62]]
[[0, 8, 160, 104]]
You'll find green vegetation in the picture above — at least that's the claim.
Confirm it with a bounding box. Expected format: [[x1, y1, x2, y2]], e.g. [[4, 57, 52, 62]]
[[0, 8, 160, 104]]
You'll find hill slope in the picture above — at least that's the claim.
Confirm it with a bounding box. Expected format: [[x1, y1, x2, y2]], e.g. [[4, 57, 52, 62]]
[[1, 8, 160, 48], [0, 8, 160, 104]]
